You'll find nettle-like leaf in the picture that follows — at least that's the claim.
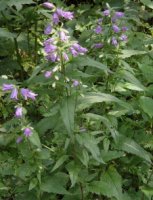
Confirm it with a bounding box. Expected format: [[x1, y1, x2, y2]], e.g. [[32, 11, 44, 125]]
[[77, 92, 132, 111], [140, 0, 153, 9], [119, 50, 147, 58], [29, 131, 41, 148], [115, 135, 152, 163], [40, 173, 69, 194], [69, 56, 108, 72], [76, 133, 105, 163], [60, 96, 75, 135], [139, 96, 153, 118], [66, 161, 81, 187], [88, 166, 123, 200], [7, 0, 35, 10]]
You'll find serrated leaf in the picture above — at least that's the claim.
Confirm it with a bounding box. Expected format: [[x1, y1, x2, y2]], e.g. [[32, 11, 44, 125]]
[[140, 185, 153, 197], [88, 166, 123, 200], [29, 131, 41, 148], [119, 50, 146, 58], [140, 0, 153, 9], [76, 133, 105, 163], [52, 155, 68, 172], [139, 96, 153, 118], [60, 96, 75, 135], [66, 161, 80, 187], [69, 56, 108, 72], [77, 92, 132, 111], [41, 173, 69, 194], [116, 135, 152, 163], [7, 0, 34, 10]]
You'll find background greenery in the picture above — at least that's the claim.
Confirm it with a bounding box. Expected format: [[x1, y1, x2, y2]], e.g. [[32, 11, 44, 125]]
[[0, 0, 153, 199]]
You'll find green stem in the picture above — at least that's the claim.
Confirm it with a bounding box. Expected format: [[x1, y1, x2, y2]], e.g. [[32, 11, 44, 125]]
[[60, 52, 69, 96], [34, 19, 38, 65], [79, 183, 84, 200], [14, 37, 24, 80]]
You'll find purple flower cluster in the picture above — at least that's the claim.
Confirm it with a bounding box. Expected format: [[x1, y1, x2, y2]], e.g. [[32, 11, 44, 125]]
[[2, 84, 38, 101], [93, 9, 128, 48], [70, 43, 88, 57], [52, 8, 74, 24]]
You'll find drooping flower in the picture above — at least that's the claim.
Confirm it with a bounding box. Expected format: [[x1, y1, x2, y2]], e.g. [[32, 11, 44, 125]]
[[63, 52, 69, 61], [122, 26, 128, 32], [115, 11, 124, 18], [53, 12, 60, 24], [56, 8, 74, 20], [15, 106, 23, 118], [42, 2, 55, 9], [98, 18, 103, 24], [10, 88, 18, 100], [23, 127, 32, 137], [95, 25, 102, 34], [44, 24, 52, 35], [2, 84, 14, 91], [59, 31, 68, 41], [103, 9, 110, 16], [111, 37, 118, 46], [44, 44, 57, 54], [70, 47, 78, 57], [73, 80, 79, 87], [72, 43, 88, 54], [21, 88, 37, 100], [94, 43, 103, 49], [112, 24, 120, 33], [44, 71, 52, 78], [46, 52, 59, 62], [16, 137, 23, 144], [120, 34, 128, 41]]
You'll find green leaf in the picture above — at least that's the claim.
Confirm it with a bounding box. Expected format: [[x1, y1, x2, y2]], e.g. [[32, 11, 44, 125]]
[[69, 56, 108, 72], [77, 92, 132, 111], [140, 0, 153, 9], [101, 150, 125, 162], [52, 155, 69, 172], [139, 96, 153, 118], [76, 133, 105, 163], [41, 173, 69, 194], [140, 185, 153, 197], [0, 28, 16, 39], [60, 96, 75, 135], [29, 178, 38, 191], [66, 161, 80, 187], [88, 166, 123, 200], [29, 131, 41, 148], [120, 70, 145, 91], [116, 135, 152, 163], [7, 0, 34, 10], [119, 50, 146, 58]]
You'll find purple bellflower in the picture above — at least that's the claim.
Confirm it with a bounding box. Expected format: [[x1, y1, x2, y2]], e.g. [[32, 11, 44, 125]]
[[115, 11, 124, 18], [112, 37, 118, 47], [53, 12, 60, 24], [15, 106, 23, 118], [44, 24, 52, 35], [94, 43, 103, 49], [10, 88, 18, 100], [112, 24, 120, 33], [103, 9, 110, 16], [73, 80, 79, 87], [16, 137, 23, 144], [21, 88, 37, 100], [44, 71, 52, 78], [42, 2, 55, 9], [59, 31, 68, 41], [24, 127, 32, 137], [95, 25, 102, 34], [2, 84, 14, 91], [120, 34, 128, 41]]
